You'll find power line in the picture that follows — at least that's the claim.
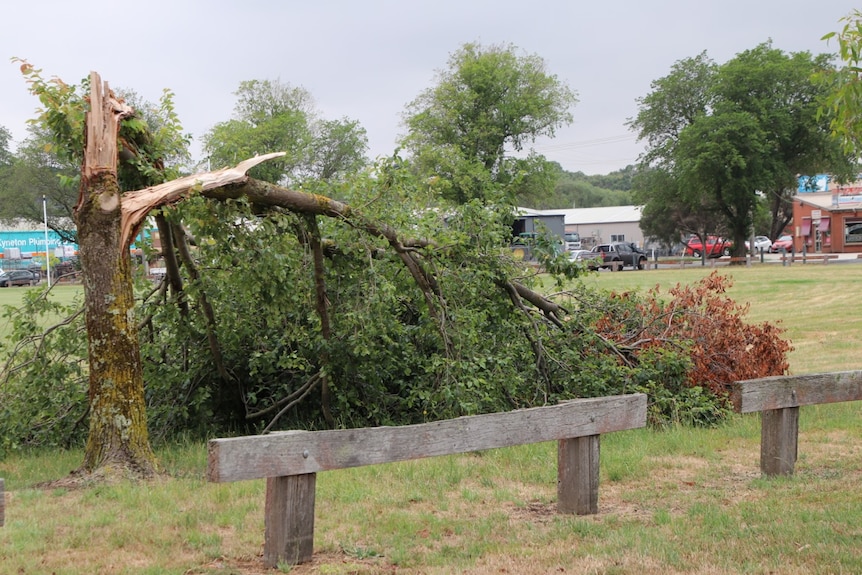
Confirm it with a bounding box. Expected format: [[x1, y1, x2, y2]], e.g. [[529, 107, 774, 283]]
[[531, 133, 638, 153]]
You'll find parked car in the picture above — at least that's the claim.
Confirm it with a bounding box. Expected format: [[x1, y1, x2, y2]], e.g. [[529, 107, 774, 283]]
[[683, 235, 732, 258], [745, 235, 772, 252], [564, 231, 582, 251], [588, 242, 648, 271], [0, 269, 39, 287], [569, 249, 601, 268], [769, 234, 794, 253]]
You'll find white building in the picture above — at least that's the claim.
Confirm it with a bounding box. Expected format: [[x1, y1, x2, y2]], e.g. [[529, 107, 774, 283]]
[[524, 206, 644, 249]]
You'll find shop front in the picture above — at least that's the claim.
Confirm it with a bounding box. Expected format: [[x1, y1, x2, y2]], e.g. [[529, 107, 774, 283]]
[[793, 190, 862, 254]]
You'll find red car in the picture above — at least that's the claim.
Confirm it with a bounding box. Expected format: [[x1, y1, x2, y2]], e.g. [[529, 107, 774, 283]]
[[769, 235, 794, 253], [683, 235, 732, 258]]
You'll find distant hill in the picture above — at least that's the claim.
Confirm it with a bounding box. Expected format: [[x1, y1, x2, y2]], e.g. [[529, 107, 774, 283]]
[[517, 163, 635, 210]]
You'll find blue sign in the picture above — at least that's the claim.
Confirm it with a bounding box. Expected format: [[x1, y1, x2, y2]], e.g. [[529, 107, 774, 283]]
[[0, 231, 77, 259], [797, 174, 829, 193]]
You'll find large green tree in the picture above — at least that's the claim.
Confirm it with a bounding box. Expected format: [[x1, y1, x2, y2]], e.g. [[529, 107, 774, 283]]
[[631, 43, 855, 252], [713, 42, 855, 242], [401, 42, 577, 204], [203, 79, 368, 185], [675, 110, 771, 254]]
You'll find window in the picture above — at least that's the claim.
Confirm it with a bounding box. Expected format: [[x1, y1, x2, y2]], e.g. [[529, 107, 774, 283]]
[[845, 220, 862, 245], [610, 234, 626, 242]]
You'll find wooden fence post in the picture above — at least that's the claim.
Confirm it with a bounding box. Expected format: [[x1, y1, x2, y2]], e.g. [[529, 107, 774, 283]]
[[1, 478, 5, 527], [557, 435, 600, 514], [761, 407, 799, 476], [264, 474, 316, 568], [209, 394, 646, 567]]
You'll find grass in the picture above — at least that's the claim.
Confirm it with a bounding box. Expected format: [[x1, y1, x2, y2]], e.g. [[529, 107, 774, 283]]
[[1, 264, 862, 573], [0, 283, 82, 340]]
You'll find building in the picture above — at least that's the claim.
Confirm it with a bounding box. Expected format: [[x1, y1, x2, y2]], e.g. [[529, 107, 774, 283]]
[[792, 175, 862, 255], [521, 206, 644, 250], [792, 190, 862, 254]]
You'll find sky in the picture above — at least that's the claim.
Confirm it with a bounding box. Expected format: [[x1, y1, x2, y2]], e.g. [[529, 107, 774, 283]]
[[1, 1, 857, 175]]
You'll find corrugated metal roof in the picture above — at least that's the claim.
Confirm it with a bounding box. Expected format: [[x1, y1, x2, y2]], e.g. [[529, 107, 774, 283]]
[[518, 206, 643, 225]]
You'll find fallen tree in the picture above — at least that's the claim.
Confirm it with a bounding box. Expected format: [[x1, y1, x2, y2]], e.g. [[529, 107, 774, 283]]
[[1, 70, 793, 479], [48, 72, 574, 476]]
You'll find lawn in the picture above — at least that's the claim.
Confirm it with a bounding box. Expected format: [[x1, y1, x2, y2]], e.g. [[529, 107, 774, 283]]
[[1, 263, 861, 574], [0, 283, 82, 340]]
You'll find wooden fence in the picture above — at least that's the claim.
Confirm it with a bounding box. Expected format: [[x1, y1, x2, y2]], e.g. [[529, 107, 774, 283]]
[[731, 371, 862, 476], [207, 394, 647, 567]]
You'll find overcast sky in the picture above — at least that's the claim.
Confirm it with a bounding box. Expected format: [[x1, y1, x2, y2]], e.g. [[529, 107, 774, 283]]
[[1, 1, 856, 175]]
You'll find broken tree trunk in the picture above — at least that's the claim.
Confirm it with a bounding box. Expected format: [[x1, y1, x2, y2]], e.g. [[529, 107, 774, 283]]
[[78, 72, 157, 476]]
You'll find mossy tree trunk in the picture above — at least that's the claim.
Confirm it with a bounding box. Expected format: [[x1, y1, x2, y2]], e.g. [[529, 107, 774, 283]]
[[77, 73, 156, 476]]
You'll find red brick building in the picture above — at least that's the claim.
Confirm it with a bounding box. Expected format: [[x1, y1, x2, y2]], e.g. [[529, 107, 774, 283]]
[[792, 186, 862, 254]]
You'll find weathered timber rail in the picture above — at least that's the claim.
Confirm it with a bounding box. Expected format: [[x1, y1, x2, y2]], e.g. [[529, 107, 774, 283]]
[[781, 253, 840, 265], [207, 394, 647, 567], [731, 371, 862, 477]]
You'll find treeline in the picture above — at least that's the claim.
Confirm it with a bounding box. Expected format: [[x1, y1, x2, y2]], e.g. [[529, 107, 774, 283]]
[[521, 163, 636, 209]]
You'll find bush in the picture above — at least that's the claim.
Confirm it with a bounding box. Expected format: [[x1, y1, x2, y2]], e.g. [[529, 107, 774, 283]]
[[565, 272, 791, 426], [0, 288, 88, 456]]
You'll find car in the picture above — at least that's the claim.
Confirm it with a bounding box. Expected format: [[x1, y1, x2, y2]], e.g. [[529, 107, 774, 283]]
[[683, 235, 732, 258], [564, 232, 582, 251], [745, 235, 772, 252], [588, 242, 648, 271], [769, 234, 794, 253], [0, 269, 39, 287], [569, 249, 601, 268]]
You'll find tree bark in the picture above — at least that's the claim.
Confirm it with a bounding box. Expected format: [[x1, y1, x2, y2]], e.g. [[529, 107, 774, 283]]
[[78, 73, 156, 476], [303, 214, 335, 427]]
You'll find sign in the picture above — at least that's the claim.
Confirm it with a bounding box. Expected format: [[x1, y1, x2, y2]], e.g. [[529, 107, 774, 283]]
[[797, 174, 829, 193]]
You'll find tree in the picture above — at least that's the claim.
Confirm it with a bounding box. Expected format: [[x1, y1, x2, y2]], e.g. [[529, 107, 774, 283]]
[[0, 129, 79, 241], [821, 9, 862, 154], [713, 42, 855, 242], [674, 110, 771, 256], [0, 126, 12, 168], [401, 42, 577, 204], [630, 44, 854, 252], [203, 79, 368, 185], [305, 117, 369, 181], [16, 65, 582, 476]]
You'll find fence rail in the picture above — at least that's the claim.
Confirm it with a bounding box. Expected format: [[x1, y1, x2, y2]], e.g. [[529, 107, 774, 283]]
[[208, 394, 647, 567], [731, 371, 862, 476]]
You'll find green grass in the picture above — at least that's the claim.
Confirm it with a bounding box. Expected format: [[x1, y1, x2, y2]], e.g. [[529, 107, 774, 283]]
[[0, 284, 82, 340], [2, 265, 862, 573]]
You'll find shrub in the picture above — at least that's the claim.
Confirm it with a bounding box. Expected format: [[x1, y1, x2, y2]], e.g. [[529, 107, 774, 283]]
[[574, 271, 791, 425]]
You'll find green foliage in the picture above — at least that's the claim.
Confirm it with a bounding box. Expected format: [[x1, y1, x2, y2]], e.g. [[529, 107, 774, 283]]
[[402, 42, 577, 204], [820, 10, 862, 156], [0, 173, 792, 446], [0, 288, 87, 456], [202, 79, 368, 185], [546, 165, 634, 209], [630, 43, 855, 248]]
